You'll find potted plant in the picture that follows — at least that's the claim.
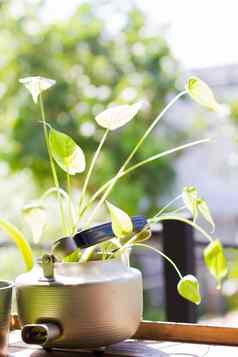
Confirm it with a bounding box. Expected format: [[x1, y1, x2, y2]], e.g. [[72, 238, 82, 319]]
[[0, 76, 227, 349]]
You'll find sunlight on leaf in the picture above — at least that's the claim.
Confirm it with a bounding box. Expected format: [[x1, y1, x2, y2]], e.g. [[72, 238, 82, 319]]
[[19, 76, 55, 103], [182, 186, 198, 220], [197, 198, 215, 232], [186, 76, 221, 112], [95, 101, 143, 130], [106, 201, 133, 238], [204, 240, 228, 288], [177, 275, 201, 305], [0, 218, 33, 271], [23, 203, 46, 244], [49, 129, 86, 175]]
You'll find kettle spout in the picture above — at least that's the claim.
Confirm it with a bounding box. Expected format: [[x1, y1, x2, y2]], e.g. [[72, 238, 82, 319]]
[[21, 323, 61, 346]]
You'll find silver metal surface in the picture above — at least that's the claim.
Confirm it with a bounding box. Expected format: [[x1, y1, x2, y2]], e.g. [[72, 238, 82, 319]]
[[0, 280, 13, 356], [16, 259, 143, 349]]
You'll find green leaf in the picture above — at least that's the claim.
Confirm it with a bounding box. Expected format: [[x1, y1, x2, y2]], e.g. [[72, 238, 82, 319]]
[[106, 201, 133, 238], [177, 275, 201, 305], [186, 76, 221, 112], [23, 203, 46, 244], [0, 218, 33, 271], [134, 226, 152, 243], [100, 238, 122, 253], [204, 240, 228, 288], [95, 101, 143, 130], [182, 186, 198, 220], [63, 249, 82, 262], [19, 76, 55, 103], [49, 129, 86, 175], [197, 198, 215, 232]]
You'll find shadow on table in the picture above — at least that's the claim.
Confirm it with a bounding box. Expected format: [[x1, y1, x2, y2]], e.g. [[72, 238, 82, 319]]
[[9, 340, 211, 357], [9, 340, 169, 356]]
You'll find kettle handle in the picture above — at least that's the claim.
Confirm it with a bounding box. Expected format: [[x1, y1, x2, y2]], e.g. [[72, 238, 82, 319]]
[[52, 215, 148, 260]]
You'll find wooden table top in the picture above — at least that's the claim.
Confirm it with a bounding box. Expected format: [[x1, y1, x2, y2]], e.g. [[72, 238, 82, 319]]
[[7, 330, 238, 356]]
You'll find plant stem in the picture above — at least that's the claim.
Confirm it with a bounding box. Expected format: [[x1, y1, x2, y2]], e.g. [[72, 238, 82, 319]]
[[39, 93, 67, 234], [41, 187, 69, 201], [153, 194, 182, 217], [79, 246, 97, 263], [134, 243, 183, 279], [115, 234, 139, 258], [169, 205, 187, 215], [78, 128, 109, 219], [82, 91, 187, 229], [41, 186, 77, 233], [149, 214, 213, 243], [73, 138, 210, 221], [67, 172, 74, 234]]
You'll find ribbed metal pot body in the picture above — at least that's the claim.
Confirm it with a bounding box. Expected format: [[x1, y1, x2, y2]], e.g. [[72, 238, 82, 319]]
[[15, 259, 143, 349], [0, 281, 13, 356]]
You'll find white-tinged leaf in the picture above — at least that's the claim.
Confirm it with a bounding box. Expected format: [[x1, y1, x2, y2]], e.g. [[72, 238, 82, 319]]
[[177, 275, 201, 305], [106, 201, 133, 238], [49, 129, 86, 175], [19, 76, 56, 103], [95, 101, 143, 130], [197, 198, 215, 232], [186, 76, 221, 112], [23, 203, 46, 244], [204, 240, 228, 288], [182, 186, 198, 220]]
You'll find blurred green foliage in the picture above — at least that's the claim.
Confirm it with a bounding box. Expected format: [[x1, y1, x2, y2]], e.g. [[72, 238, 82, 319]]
[[0, 0, 182, 217], [230, 100, 238, 125]]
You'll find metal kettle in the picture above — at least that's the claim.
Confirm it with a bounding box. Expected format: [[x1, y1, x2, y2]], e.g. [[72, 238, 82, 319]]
[[15, 253, 143, 349]]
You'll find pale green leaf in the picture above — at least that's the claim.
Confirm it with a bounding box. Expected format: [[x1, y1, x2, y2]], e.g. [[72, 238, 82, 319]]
[[197, 198, 215, 232], [95, 101, 143, 130], [134, 225, 151, 243], [177, 275, 201, 305], [100, 238, 122, 254], [0, 218, 33, 271], [182, 186, 198, 220], [49, 129, 86, 175], [186, 76, 221, 112], [106, 201, 133, 238], [204, 240, 228, 288], [19, 76, 55, 103], [23, 203, 46, 244]]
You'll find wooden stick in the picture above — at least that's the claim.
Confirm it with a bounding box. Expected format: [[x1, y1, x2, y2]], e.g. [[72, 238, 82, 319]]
[[133, 320, 238, 346]]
